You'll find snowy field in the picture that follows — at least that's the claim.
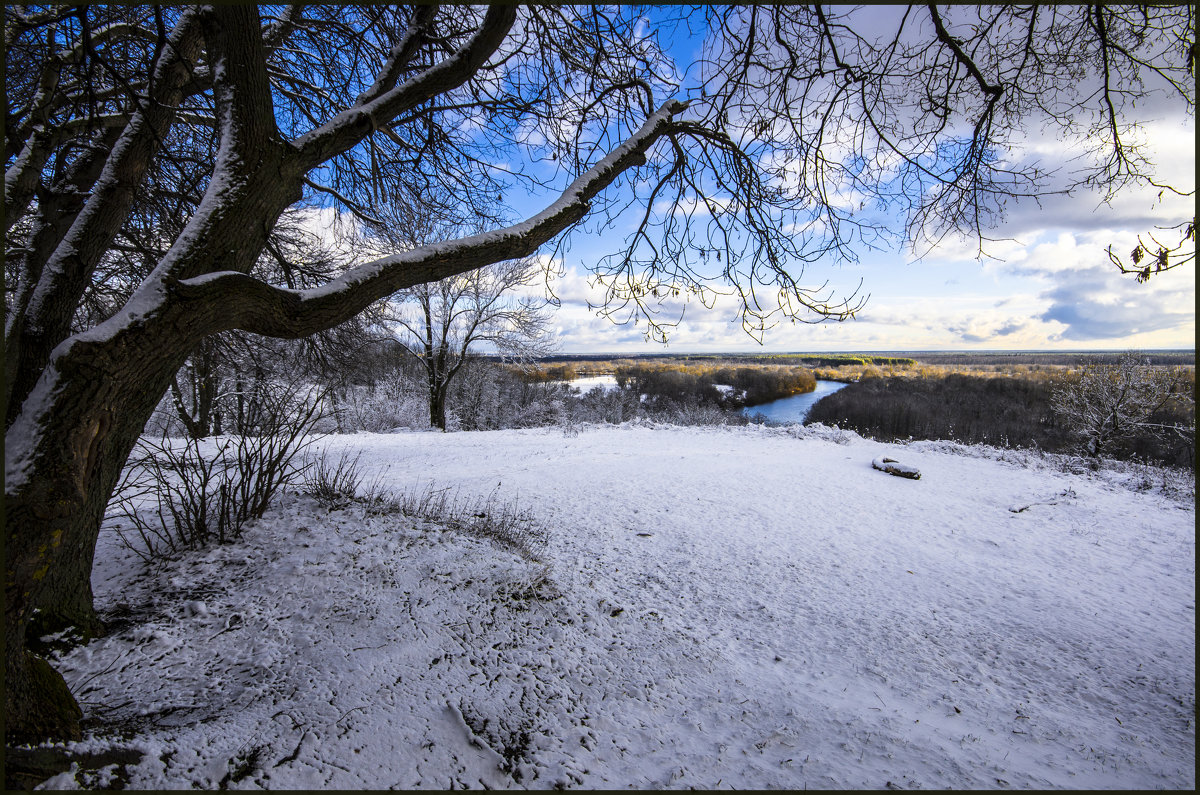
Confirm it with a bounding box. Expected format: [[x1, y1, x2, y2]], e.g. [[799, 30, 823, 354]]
[[41, 423, 1195, 789]]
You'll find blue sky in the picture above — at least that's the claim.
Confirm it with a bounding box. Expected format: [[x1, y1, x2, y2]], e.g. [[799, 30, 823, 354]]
[[307, 6, 1195, 355], [534, 191, 1195, 353], [517, 7, 1196, 354]]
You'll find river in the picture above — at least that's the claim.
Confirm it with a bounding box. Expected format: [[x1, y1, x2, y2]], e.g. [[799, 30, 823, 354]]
[[563, 375, 848, 425], [740, 379, 849, 425]]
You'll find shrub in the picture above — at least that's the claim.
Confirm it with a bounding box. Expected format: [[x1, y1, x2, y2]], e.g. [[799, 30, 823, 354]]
[[110, 378, 327, 561], [394, 483, 550, 562], [323, 381, 431, 433], [303, 449, 367, 509], [299, 447, 550, 561]]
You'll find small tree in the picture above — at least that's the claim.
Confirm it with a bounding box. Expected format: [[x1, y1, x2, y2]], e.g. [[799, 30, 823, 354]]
[[1051, 352, 1193, 457], [388, 259, 557, 430], [364, 198, 557, 431]]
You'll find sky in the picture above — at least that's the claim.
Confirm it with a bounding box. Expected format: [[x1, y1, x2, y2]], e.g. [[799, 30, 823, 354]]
[[306, 6, 1195, 355], [538, 193, 1197, 354], [534, 194, 1197, 354], [519, 7, 1197, 355]]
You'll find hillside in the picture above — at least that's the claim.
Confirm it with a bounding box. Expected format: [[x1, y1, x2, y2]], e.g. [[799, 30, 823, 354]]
[[35, 423, 1196, 789]]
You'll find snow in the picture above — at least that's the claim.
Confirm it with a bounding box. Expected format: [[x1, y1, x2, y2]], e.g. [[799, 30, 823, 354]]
[[872, 456, 921, 479], [41, 423, 1195, 789], [560, 374, 619, 393]]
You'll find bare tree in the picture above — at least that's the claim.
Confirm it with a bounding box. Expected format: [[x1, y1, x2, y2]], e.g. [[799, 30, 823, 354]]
[[3, 5, 1194, 742], [1051, 351, 1194, 457], [360, 191, 557, 431], [387, 260, 556, 430]]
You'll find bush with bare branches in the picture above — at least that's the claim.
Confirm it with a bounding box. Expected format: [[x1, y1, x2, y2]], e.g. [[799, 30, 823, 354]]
[[110, 378, 328, 561]]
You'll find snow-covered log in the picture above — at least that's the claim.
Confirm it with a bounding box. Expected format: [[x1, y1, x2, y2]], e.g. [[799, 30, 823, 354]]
[[872, 457, 921, 480]]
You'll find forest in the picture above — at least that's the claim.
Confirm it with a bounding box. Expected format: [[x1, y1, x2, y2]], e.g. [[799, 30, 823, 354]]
[[805, 365, 1195, 467], [249, 347, 1195, 469]]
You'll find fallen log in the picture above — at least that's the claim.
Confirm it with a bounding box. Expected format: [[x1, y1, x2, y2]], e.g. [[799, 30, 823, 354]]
[[872, 456, 921, 480]]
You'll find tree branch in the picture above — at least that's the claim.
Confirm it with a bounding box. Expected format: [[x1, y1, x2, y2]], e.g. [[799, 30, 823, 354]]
[[5, 7, 205, 424], [177, 100, 688, 339], [927, 4, 1003, 98], [262, 4, 303, 54], [355, 4, 438, 106], [292, 5, 516, 168], [205, 4, 278, 162]]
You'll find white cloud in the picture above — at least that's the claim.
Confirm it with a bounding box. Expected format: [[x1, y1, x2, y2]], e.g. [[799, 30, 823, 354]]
[[537, 216, 1196, 353], [1035, 262, 1195, 343]]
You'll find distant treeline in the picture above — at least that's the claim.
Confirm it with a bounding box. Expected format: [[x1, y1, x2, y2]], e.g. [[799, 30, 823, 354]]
[[908, 351, 1196, 367], [638, 353, 917, 368], [523, 363, 586, 382], [805, 372, 1195, 467], [791, 354, 917, 368], [524, 354, 915, 379]]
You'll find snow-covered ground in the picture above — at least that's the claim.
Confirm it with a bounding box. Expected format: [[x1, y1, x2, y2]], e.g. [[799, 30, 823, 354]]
[[40, 423, 1195, 789]]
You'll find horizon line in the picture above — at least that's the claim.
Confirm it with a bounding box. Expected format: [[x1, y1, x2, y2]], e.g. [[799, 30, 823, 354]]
[[536, 347, 1196, 356]]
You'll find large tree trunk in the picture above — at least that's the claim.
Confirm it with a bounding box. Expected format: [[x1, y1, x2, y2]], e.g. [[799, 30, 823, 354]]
[[6, 96, 298, 754], [430, 383, 449, 430], [3, 158, 298, 733], [5, 264, 293, 745], [4, 321, 201, 741]]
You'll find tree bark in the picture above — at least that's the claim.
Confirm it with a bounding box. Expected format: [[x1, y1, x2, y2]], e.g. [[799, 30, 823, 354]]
[[430, 384, 448, 431], [4, 11, 205, 427], [3, 211, 295, 739], [5, 325, 198, 741]]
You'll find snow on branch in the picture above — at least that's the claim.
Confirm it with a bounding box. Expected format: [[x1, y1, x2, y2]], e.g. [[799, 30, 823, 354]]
[[262, 4, 304, 53], [55, 21, 162, 65], [354, 5, 438, 106], [176, 100, 688, 339]]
